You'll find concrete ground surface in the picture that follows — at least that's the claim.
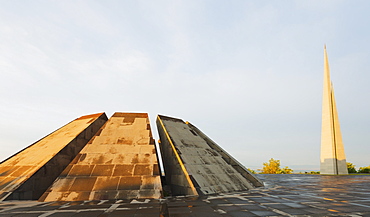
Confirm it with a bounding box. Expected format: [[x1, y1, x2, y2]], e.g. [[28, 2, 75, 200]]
[[1, 174, 370, 216]]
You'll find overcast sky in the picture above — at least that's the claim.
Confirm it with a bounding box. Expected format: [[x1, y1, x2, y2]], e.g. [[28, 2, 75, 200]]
[[1, 1, 369, 170]]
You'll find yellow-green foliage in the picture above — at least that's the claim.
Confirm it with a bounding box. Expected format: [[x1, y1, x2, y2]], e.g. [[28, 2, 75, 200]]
[[280, 166, 293, 174], [347, 162, 357, 173], [248, 168, 257, 174], [358, 166, 370, 173], [261, 158, 293, 174]]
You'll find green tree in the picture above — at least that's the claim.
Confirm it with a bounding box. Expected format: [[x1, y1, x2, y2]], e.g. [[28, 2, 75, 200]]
[[347, 162, 357, 173], [358, 166, 370, 173], [261, 158, 293, 174]]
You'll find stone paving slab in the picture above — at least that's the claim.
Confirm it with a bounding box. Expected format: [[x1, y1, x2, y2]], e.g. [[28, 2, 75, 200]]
[[1, 174, 370, 216]]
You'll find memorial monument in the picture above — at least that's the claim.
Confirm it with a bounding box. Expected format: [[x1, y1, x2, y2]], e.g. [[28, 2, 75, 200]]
[[156, 115, 263, 196], [0, 112, 261, 201], [320, 46, 348, 175], [40, 113, 162, 201], [0, 113, 108, 200]]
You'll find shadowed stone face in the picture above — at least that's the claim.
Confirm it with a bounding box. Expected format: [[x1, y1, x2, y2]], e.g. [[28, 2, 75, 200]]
[[156, 115, 263, 196]]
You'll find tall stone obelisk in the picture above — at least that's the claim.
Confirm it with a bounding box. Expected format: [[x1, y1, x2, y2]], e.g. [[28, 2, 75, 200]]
[[320, 46, 348, 175]]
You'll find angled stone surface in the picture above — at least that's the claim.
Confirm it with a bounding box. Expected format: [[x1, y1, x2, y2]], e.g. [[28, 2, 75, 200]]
[[156, 115, 263, 196], [0, 113, 108, 201], [40, 112, 162, 201], [320, 47, 348, 175], [186, 122, 264, 188]]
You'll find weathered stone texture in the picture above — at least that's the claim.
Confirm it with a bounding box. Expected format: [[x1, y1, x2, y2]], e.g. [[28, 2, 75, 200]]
[[40, 112, 162, 201], [157, 115, 263, 196], [186, 122, 264, 188], [0, 113, 108, 201]]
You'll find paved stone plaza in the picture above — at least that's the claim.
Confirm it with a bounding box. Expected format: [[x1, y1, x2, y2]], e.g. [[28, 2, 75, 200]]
[[1, 174, 370, 216]]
